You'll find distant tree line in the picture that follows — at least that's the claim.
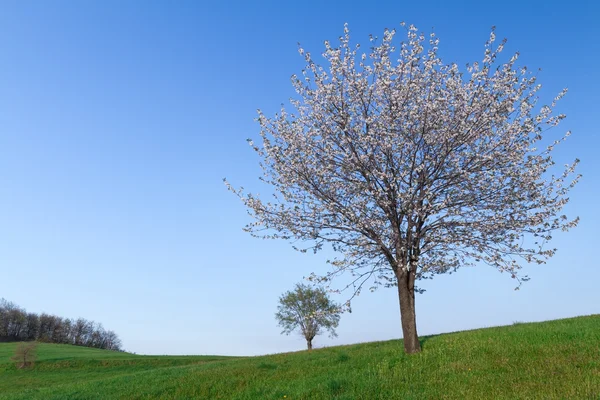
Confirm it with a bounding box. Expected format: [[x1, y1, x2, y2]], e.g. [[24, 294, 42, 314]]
[[0, 298, 122, 351]]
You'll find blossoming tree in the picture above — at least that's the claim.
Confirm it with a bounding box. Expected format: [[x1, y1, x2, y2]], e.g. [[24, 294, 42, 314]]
[[227, 24, 579, 353], [275, 283, 341, 351]]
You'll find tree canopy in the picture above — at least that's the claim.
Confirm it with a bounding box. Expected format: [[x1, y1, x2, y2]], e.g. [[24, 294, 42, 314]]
[[276, 284, 341, 350], [229, 24, 579, 353]]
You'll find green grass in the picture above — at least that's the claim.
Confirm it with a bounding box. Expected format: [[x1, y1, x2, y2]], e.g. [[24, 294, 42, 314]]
[[1, 315, 599, 399]]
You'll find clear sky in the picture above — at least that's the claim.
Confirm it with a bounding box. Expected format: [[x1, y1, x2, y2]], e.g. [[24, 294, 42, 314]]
[[0, 0, 598, 356]]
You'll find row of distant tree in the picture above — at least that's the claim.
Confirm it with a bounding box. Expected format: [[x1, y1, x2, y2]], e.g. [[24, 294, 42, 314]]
[[0, 298, 122, 351]]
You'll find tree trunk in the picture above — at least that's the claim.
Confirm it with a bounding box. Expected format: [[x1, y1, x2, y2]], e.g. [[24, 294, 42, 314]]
[[306, 338, 313, 351], [397, 270, 421, 354]]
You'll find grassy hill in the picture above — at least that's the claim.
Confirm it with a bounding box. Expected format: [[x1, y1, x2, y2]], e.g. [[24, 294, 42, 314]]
[[1, 315, 599, 399]]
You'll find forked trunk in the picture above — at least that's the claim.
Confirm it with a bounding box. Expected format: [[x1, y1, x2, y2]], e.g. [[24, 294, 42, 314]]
[[397, 270, 421, 353], [306, 339, 313, 351]]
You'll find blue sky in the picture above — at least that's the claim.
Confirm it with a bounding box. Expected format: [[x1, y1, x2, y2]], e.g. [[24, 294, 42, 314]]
[[0, 0, 598, 356]]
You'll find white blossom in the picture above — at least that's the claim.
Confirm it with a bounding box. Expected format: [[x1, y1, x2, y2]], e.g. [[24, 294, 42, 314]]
[[225, 24, 580, 353]]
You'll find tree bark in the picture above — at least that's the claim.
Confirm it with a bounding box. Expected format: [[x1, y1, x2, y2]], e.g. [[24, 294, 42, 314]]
[[306, 338, 313, 351], [397, 270, 421, 353]]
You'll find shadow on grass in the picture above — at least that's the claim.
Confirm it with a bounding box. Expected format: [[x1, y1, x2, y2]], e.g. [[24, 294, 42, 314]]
[[419, 333, 442, 350]]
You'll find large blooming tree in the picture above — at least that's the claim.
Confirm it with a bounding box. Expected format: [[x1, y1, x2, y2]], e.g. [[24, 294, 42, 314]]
[[227, 24, 579, 353]]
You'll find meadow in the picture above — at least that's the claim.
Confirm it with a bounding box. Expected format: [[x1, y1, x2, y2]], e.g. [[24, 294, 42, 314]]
[[1, 315, 599, 399]]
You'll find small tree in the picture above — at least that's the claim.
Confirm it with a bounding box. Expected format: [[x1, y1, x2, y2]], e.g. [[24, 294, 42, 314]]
[[276, 284, 341, 350], [11, 341, 37, 369]]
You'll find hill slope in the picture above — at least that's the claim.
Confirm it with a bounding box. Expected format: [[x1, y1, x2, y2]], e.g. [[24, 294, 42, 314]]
[[1, 315, 599, 399]]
